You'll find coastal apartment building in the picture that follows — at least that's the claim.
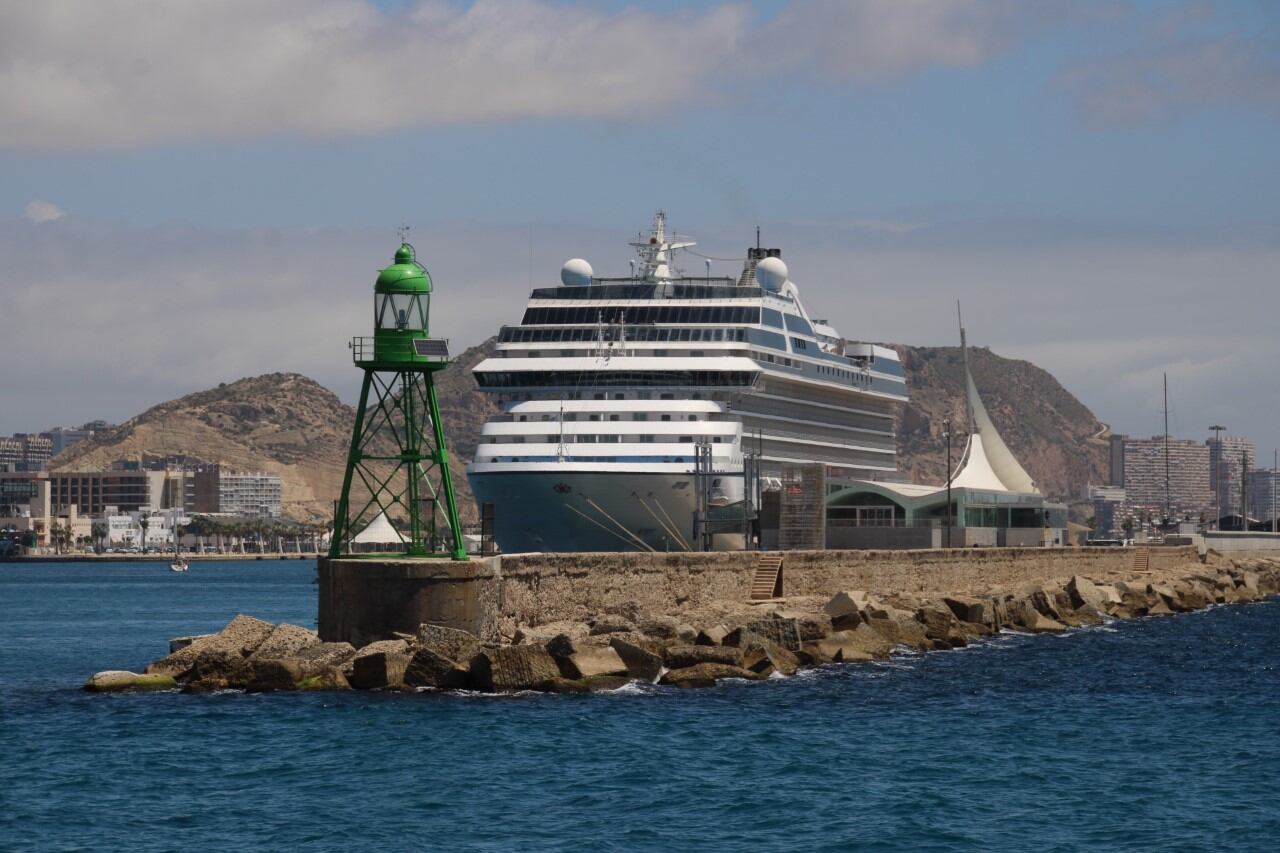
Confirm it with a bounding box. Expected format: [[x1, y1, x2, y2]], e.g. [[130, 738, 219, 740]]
[[1207, 436, 1255, 519], [1121, 436, 1212, 520], [192, 466, 283, 517], [1248, 468, 1278, 526], [48, 470, 166, 515], [0, 434, 53, 470]]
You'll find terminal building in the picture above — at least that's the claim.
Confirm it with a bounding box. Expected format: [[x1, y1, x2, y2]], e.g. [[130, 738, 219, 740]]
[[814, 338, 1068, 549]]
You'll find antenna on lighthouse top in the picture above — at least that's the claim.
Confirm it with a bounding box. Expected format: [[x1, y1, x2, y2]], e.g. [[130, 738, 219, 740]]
[[397, 222, 411, 244]]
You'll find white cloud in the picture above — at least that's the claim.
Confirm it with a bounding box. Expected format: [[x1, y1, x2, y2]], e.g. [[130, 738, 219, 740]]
[[23, 199, 65, 223], [0, 0, 749, 151], [0, 0, 1080, 151], [753, 0, 1047, 80]]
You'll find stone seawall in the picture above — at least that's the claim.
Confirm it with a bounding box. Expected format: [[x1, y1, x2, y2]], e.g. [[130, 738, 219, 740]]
[[498, 546, 1199, 633]]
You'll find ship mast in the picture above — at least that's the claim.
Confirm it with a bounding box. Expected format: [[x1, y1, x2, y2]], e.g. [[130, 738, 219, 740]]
[[629, 210, 695, 282]]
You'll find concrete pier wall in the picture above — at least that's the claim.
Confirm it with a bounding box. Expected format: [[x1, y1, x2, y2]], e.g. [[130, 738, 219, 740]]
[[320, 546, 1201, 645], [499, 546, 1198, 628]]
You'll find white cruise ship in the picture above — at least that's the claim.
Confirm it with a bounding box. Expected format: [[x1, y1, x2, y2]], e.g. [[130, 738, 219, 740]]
[[467, 212, 908, 552]]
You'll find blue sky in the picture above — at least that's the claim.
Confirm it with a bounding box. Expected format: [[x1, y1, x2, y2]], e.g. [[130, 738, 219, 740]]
[[2, 0, 1278, 467]]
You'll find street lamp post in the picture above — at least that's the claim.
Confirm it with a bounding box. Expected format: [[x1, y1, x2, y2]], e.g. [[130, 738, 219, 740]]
[[944, 425, 953, 549]]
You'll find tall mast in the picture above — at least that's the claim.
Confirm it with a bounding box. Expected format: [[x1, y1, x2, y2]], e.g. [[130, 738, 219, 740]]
[[1163, 373, 1170, 527], [958, 301, 974, 433]]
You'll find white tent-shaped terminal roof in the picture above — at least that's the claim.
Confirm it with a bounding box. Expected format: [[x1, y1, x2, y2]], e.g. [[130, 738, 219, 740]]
[[952, 370, 1039, 494]]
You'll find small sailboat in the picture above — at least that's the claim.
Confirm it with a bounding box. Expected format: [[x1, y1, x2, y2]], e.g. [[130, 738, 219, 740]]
[[169, 517, 188, 572]]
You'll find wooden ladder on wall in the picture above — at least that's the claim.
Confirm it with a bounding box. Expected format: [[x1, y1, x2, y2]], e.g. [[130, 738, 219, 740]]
[[1133, 546, 1151, 573], [749, 554, 784, 601]]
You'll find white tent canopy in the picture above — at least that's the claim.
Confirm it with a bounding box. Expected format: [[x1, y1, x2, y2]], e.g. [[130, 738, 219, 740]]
[[350, 511, 405, 545]]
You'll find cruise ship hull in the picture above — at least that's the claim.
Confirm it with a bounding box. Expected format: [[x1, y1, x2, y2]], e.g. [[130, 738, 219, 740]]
[[468, 470, 746, 553]]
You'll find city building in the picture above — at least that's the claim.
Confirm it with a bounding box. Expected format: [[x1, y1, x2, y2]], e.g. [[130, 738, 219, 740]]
[[1120, 436, 1212, 522], [1249, 467, 1278, 528], [192, 465, 283, 517], [1108, 434, 1127, 486], [1207, 436, 1256, 520], [1087, 485, 1126, 538], [0, 468, 41, 516], [48, 421, 110, 456], [0, 434, 53, 471], [48, 470, 166, 515]]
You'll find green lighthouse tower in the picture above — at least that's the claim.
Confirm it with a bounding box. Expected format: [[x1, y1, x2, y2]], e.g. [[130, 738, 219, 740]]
[[329, 239, 467, 560]]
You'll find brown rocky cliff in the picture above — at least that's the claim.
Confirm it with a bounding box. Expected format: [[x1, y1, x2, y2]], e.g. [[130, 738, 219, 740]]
[[893, 345, 1109, 501]]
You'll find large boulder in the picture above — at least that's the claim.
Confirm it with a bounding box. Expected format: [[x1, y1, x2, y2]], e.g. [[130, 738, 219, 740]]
[[1012, 605, 1068, 634], [249, 623, 320, 661], [695, 625, 729, 646], [183, 648, 252, 691], [470, 645, 562, 692], [245, 658, 305, 692], [168, 634, 210, 654], [146, 614, 275, 678], [291, 642, 358, 677], [639, 616, 684, 641], [609, 636, 665, 682], [664, 644, 742, 669], [915, 604, 959, 641], [1067, 576, 1120, 611], [660, 663, 764, 688], [823, 591, 872, 621], [943, 596, 991, 628], [817, 624, 895, 661], [727, 617, 802, 651], [587, 618, 636, 637], [559, 644, 629, 680], [296, 668, 350, 691], [403, 647, 470, 690], [741, 636, 799, 676], [1026, 585, 1066, 620], [417, 624, 482, 663], [84, 670, 177, 692], [348, 640, 412, 690]]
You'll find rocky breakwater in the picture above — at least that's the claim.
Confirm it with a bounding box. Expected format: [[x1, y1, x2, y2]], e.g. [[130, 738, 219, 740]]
[[85, 556, 1280, 695]]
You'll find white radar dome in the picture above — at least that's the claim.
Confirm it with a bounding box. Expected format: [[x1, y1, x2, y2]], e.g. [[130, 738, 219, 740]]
[[560, 258, 594, 287], [755, 256, 788, 292]]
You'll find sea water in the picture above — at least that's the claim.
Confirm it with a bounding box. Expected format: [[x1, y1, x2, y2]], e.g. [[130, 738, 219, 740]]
[[2, 560, 1278, 852]]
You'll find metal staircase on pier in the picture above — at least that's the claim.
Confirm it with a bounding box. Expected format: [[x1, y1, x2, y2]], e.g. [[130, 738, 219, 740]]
[[749, 554, 784, 601]]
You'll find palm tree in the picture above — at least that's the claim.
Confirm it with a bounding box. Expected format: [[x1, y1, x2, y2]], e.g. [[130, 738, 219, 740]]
[[91, 521, 108, 553], [139, 516, 150, 554]]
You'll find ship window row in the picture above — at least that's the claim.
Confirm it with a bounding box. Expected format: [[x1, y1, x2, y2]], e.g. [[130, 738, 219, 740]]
[[501, 326, 749, 344], [530, 283, 762, 301], [483, 435, 725, 444], [514, 413, 703, 422], [478, 455, 700, 464], [520, 306, 760, 326], [477, 370, 758, 389], [760, 308, 813, 336]]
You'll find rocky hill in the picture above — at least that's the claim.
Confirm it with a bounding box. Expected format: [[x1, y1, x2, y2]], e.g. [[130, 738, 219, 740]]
[[893, 345, 1109, 501], [52, 339, 1106, 523], [51, 349, 498, 524]]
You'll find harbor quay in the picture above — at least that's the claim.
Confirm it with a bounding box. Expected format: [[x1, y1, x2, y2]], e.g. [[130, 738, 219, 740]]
[[87, 541, 1280, 695]]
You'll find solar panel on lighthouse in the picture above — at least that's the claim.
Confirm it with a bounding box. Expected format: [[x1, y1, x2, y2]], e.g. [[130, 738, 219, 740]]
[[413, 339, 449, 358]]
